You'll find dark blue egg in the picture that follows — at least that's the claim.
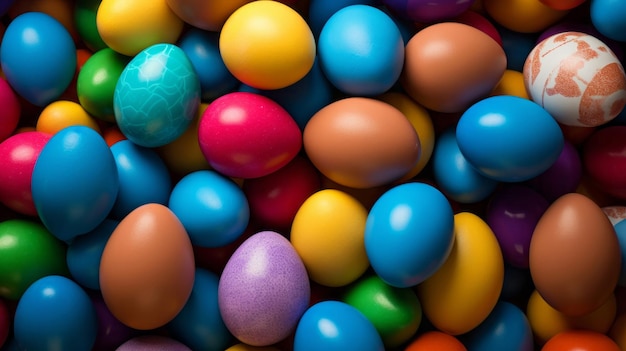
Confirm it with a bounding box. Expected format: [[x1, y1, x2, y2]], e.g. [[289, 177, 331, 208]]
[[0, 12, 76, 106], [14, 275, 98, 351], [32, 126, 119, 242]]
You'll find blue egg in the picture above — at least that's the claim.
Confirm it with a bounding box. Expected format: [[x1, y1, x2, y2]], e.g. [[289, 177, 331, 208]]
[[318, 5, 404, 96], [66, 219, 119, 290], [612, 219, 626, 286], [460, 301, 534, 351], [114, 43, 200, 148], [294, 301, 384, 351], [110, 140, 171, 219], [168, 268, 232, 351], [178, 29, 239, 101], [498, 26, 537, 72], [32, 126, 119, 242], [238, 58, 334, 130], [0, 12, 76, 106], [433, 129, 499, 204], [308, 0, 376, 38], [456, 95, 564, 182], [14, 275, 98, 351], [591, 0, 626, 42], [365, 182, 454, 288], [169, 170, 249, 248]]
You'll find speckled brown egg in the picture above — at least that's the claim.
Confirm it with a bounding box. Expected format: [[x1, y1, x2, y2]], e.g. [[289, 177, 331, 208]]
[[303, 97, 420, 189]]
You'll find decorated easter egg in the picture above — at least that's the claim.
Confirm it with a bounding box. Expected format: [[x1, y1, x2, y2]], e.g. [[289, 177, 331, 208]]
[[32, 126, 119, 242], [218, 231, 310, 346], [114, 43, 200, 148], [529, 193, 621, 316], [303, 97, 419, 189], [100, 203, 195, 330], [524, 32, 626, 127]]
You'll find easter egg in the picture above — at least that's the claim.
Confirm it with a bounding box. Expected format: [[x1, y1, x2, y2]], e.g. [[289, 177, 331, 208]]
[[0, 131, 50, 216], [405, 331, 467, 351], [293, 300, 385, 351], [307, 0, 376, 37], [0, 12, 76, 106], [491, 69, 530, 99], [226, 345, 280, 351], [96, 0, 184, 56], [0, 77, 19, 142], [168, 170, 249, 248], [529, 193, 621, 316], [99, 203, 195, 330], [303, 97, 419, 189], [198, 92, 302, 179], [37, 100, 101, 135], [114, 43, 200, 148], [540, 0, 586, 10], [402, 22, 506, 113], [524, 32, 626, 127], [590, 0, 626, 42], [219, 1, 315, 90], [291, 189, 369, 287], [483, 0, 569, 33], [527, 140, 582, 202], [116, 335, 191, 351], [454, 10, 503, 46], [417, 212, 504, 335], [383, 0, 474, 23], [317, 5, 404, 96], [32, 126, 118, 242], [91, 295, 137, 351], [612, 219, 626, 286], [218, 231, 310, 346], [542, 330, 621, 351], [165, 0, 252, 32], [14, 275, 97, 351], [0, 219, 68, 300], [0, 298, 8, 348], [582, 126, 626, 199], [365, 182, 454, 288], [74, 0, 108, 51], [456, 95, 564, 182]]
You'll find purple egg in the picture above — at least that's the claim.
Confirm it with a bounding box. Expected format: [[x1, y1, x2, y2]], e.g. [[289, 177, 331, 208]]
[[486, 185, 549, 268], [526, 141, 582, 202], [218, 231, 310, 346], [382, 0, 475, 23], [115, 335, 191, 351], [92, 294, 137, 351]]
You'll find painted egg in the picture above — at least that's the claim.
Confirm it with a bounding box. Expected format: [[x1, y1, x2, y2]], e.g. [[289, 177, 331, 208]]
[[32, 126, 119, 242], [404, 331, 466, 351], [114, 43, 200, 148], [99, 203, 195, 330], [218, 231, 310, 346], [116, 335, 191, 351], [529, 193, 621, 316], [524, 32, 626, 127], [417, 212, 504, 335]]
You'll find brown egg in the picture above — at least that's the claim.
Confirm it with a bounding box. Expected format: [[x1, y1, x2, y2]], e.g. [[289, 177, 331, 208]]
[[100, 203, 195, 330], [402, 22, 506, 113], [303, 97, 420, 189], [529, 193, 621, 317]]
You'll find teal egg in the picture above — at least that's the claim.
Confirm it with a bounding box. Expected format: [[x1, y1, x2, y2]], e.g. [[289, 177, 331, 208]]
[[114, 43, 200, 148]]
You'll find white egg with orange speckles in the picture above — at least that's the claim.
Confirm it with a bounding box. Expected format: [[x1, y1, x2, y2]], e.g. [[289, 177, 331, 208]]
[[523, 31, 626, 127]]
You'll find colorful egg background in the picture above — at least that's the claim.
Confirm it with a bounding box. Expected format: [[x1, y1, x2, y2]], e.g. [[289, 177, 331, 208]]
[[1, 0, 626, 351]]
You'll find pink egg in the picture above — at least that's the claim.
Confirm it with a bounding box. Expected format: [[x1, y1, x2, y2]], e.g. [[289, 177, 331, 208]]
[[0, 131, 51, 216], [0, 77, 20, 142], [454, 10, 502, 46], [198, 92, 302, 179]]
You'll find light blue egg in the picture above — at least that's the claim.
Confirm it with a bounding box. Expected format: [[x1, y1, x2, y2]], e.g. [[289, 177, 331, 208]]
[[66, 219, 119, 290], [308, 0, 376, 38], [365, 182, 454, 288], [110, 140, 171, 219], [294, 300, 384, 351], [433, 128, 499, 204], [114, 43, 200, 148], [14, 275, 98, 351], [456, 95, 564, 182], [0, 12, 76, 106], [169, 170, 249, 248], [32, 126, 119, 242], [168, 268, 232, 351], [613, 219, 626, 286], [591, 0, 626, 42], [318, 4, 404, 96]]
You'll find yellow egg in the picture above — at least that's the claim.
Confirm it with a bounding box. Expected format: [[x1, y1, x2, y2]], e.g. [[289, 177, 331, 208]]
[[291, 189, 369, 287], [219, 1, 315, 90], [417, 212, 504, 335], [483, 0, 569, 33], [96, 0, 184, 56], [37, 100, 101, 134], [491, 70, 530, 99]]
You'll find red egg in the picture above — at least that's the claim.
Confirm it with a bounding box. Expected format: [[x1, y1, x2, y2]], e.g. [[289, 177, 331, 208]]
[[582, 126, 626, 199], [0, 77, 20, 142]]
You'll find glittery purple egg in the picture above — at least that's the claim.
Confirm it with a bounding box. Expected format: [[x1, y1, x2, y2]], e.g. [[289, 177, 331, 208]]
[[218, 231, 310, 346], [115, 335, 191, 350]]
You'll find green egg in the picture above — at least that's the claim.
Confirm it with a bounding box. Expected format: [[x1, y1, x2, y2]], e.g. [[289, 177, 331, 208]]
[[74, 0, 108, 51]]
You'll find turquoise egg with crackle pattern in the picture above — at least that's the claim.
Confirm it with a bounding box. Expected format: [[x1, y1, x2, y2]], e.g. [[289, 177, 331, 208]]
[[114, 43, 200, 148]]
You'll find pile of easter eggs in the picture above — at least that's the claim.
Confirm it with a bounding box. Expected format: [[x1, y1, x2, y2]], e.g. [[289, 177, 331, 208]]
[[1, 0, 626, 350]]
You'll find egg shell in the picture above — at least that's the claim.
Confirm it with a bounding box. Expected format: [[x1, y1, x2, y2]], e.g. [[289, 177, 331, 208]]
[[401, 22, 507, 113], [303, 97, 420, 189], [115, 335, 191, 351], [99, 203, 195, 330], [218, 231, 310, 346], [524, 32, 626, 127], [529, 192, 621, 316], [417, 212, 504, 335], [114, 43, 200, 148]]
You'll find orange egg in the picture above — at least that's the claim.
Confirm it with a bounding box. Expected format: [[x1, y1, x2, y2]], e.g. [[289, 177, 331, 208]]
[[405, 331, 467, 351], [36, 100, 101, 135], [99, 203, 195, 330], [529, 193, 621, 317]]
